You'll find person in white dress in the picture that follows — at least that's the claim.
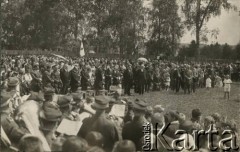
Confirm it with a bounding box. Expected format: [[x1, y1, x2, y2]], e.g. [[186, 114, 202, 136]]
[[206, 76, 212, 90], [223, 75, 232, 100]]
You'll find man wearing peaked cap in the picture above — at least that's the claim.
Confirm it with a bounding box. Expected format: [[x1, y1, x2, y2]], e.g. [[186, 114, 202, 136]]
[[122, 99, 149, 151], [57, 95, 80, 121], [6, 77, 23, 109], [39, 103, 62, 147], [1, 91, 29, 146], [91, 95, 110, 110], [78, 95, 119, 151]]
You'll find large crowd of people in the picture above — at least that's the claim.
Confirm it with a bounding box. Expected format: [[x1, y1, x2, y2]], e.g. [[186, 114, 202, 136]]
[[0, 55, 239, 152]]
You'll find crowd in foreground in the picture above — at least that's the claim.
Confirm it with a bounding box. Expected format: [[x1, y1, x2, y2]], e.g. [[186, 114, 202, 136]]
[[0, 55, 240, 152]]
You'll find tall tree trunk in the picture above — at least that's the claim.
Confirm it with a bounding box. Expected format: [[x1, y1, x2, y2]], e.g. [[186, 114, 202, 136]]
[[196, 0, 201, 58]]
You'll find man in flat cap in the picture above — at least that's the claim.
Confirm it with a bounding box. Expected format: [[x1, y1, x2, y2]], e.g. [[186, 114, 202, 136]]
[[78, 95, 119, 151], [122, 99, 149, 151]]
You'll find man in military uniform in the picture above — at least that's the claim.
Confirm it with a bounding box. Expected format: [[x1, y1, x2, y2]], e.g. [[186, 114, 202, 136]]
[[39, 103, 62, 149], [122, 99, 149, 151], [1, 92, 29, 147], [51, 64, 62, 94], [78, 96, 119, 151], [6, 77, 23, 109], [57, 95, 81, 121]]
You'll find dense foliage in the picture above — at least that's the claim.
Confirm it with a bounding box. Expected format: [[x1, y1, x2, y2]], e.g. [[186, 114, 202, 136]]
[[0, 0, 237, 59]]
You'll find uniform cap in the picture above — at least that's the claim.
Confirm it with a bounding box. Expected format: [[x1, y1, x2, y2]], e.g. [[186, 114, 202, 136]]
[[39, 103, 62, 121], [91, 96, 110, 110], [57, 96, 73, 108], [132, 99, 148, 111], [7, 77, 19, 87]]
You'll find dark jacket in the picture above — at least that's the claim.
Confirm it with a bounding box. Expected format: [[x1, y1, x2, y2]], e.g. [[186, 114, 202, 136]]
[[60, 68, 70, 85], [79, 112, 119, 151]]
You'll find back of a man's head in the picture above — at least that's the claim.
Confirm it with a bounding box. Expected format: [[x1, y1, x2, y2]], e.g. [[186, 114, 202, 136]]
[[62, 136, 89, 152], [112, 140, 136, 152], [86, 131, 104, 148], [19, 135, 44, 152]]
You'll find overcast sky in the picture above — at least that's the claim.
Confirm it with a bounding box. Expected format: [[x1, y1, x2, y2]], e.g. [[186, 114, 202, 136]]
[[144, 0, 240, 45]]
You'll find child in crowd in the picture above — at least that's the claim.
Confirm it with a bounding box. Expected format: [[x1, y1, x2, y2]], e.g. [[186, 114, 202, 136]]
[[206, 76, 212, 90], [215, 74, 223, 88], [164, 73, 171, 91], [223, 75, 232, 100]]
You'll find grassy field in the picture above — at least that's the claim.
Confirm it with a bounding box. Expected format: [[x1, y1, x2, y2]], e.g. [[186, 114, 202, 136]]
[[128, 83, 240, 132]]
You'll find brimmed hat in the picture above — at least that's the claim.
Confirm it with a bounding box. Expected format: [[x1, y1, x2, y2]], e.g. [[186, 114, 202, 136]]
[[132, 99, 148, 111], [0, 92, 12, 108], [57, 96, 73, 108], [28, 91, 44, 102], [91, 96, 110, 110], [44, 87, 55, 96], [7, 77, 19, 87], [71, 92, 84, 104], [39, 103, 62, 122]]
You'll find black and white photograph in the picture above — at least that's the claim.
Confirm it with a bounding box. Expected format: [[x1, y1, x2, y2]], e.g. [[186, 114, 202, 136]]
[[0, 0, 240, 152]]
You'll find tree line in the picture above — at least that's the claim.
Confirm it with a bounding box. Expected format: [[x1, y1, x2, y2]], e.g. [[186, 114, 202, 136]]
[[179, 40, 240, 60], [0, 0, 237, 58]]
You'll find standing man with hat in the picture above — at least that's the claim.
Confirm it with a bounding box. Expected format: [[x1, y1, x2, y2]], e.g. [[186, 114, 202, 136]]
[[78, 95, 119, 151], [122, 99, 149, 151]]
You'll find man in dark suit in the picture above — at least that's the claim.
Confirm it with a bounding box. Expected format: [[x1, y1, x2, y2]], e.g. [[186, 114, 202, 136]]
[[78, 96, 119, 151], [60, 64, 70, 94], [104, 65, 112, 91], [94, 65, 103, 95], [123, 64, 133, 95], [81, 66, 90, 91], [42, 65, 53, 88], [122, 99, 148, 151], [136, 64, 146, 95], [70, 63, 80, 92]]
